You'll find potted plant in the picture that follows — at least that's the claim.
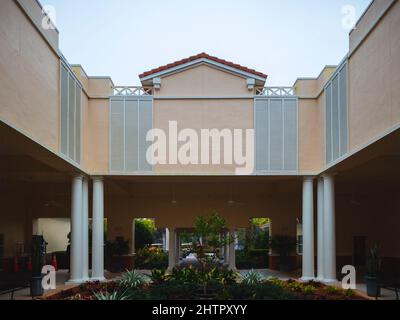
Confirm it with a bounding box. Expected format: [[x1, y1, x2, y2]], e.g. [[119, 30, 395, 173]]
[[269, 235, 297, 272], [365, 244, 381, 297]]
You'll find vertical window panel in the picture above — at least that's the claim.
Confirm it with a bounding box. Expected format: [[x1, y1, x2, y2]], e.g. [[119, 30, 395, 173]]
[[60, 62, 83, 165], [68, 74, 76, 161], [339, 64, 348, 156], [284, 99, 298, 171], [138, 99, 153, 172], [125, 99, 139, 171], [332, 75, 340, 160], [269, 99, 284, 171], [109, 97, 154, 173], [255, 99, 269, 171], [60, 65, 69, 156], [325, 61, 348, 165], [75, 82, 81, 164], [110, 99, 125, 172]]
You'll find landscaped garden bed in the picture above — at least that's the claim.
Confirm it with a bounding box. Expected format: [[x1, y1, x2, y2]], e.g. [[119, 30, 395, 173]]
[[42, 268, 364, 300], [42, 214, 364, 301]]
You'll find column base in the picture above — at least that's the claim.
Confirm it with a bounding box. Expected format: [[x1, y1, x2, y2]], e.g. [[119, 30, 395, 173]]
[[299, 277, 315, 282], [90, 277, 107, 283], [322, 278, 339, 284], [315, 277, 325, 282], [66, 279, 84, 285]]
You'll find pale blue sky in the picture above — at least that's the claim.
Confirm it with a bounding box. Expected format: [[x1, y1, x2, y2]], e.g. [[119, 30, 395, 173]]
[[42, 0, 371, 86]]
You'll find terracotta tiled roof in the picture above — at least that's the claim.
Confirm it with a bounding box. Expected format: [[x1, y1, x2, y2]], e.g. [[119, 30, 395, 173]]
[[139, 53, 268, 79]]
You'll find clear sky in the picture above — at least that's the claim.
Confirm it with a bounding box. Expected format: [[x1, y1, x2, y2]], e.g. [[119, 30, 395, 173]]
[[42, 0, 371, 86]]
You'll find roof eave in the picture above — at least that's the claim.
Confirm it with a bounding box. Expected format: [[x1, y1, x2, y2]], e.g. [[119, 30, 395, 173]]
[[139, 58, 267, 84]]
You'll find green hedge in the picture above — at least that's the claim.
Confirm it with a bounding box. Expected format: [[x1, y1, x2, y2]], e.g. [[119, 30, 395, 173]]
[[236, 249, 269, 269]]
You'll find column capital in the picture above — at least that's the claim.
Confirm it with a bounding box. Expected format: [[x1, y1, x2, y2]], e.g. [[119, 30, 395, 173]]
[[71, 173, 85, 180], [321, 172, 338, 179], [303, 176, 315, 182], [91, 176, 104, 182]]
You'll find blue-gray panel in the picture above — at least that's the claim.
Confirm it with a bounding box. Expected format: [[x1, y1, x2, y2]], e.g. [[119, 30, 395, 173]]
[[332, 75, 340, 161], [269, 99, 283, 171], [138, 99, 153, 171], [255, 99, 269, 171], [68, 74, 76, 161], [110, 100, 125, 171], [75, 83, 81, 164], [125, 100, 139, 171], [284, 99, 297, 171], [339, 64, 348, 157], [325, 84, 332, 164], [60, 65, 69, 156]]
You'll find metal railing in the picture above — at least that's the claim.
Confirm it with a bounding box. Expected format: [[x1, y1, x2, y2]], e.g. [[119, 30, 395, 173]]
[[255, 87, 296, 97], [113, 86, 153, 96]]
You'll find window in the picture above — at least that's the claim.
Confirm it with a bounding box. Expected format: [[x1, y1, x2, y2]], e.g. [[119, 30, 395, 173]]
[[0, 234, 4, 271], [325, 61, 348, 164], [109, 97, 153, 172], [255, 98, 298, 173], [60, 61, 82, 164]]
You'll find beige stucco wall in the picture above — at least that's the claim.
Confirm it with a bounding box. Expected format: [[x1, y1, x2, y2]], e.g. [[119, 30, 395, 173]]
[[153, 98, 254, 174], [15, 0, 59, 52], [85, 99, 110, 172], [298, 95, 325, 173], [154, 64, 254, 97], [349, 0, 396, 54], [0, 0, 60, 152], [294, 67, 336, 99], [348, 0, 400, 152]]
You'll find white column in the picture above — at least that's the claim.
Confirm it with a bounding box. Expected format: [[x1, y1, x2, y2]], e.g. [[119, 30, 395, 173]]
[[175, 231, 180, 264], [69, 175, 83, 283], [82, 177, 89, 281], [301, 177, 315, 281], [323, 174, 337, 283], [165, 228, 170, 252], [167, 228, 176, 272], [317, 178, 325, 281], [224, 232, 229, 264], [228, 229, 237, 271], [92, 177, 105, 281], [131, 219, 136, 255]]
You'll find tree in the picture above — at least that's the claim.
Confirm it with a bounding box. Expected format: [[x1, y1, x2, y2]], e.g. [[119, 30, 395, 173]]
[[135, 219, 156, 250]]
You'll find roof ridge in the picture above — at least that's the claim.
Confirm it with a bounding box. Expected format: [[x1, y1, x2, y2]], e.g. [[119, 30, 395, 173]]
[[139, 53, 268, 79]]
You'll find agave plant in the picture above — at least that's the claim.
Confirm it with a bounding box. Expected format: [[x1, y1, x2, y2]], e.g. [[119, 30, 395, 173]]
[[94, 290, 130, 301], [241, 270, 265, 285], [118, 270, 149, 289]]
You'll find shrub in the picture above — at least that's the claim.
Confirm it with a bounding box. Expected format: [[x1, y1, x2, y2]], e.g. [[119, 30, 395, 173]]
[[95, 290, 130, 301], [345, 289, 356, 298], [225, 282, 296, 300], [303, 285, 316, 295], [326, 286, 340, 295], [170, 266, 200, 284], [135, 247, 168, 269], [241, 270, 265, 285], [151, 269, 167, 284], [135, 219, 156, 250], [119, 270, 149, 289], [236, 249, 269, 269]]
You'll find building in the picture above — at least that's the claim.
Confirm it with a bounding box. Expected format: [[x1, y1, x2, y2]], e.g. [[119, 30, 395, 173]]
[[0, 0, 399, 284]]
